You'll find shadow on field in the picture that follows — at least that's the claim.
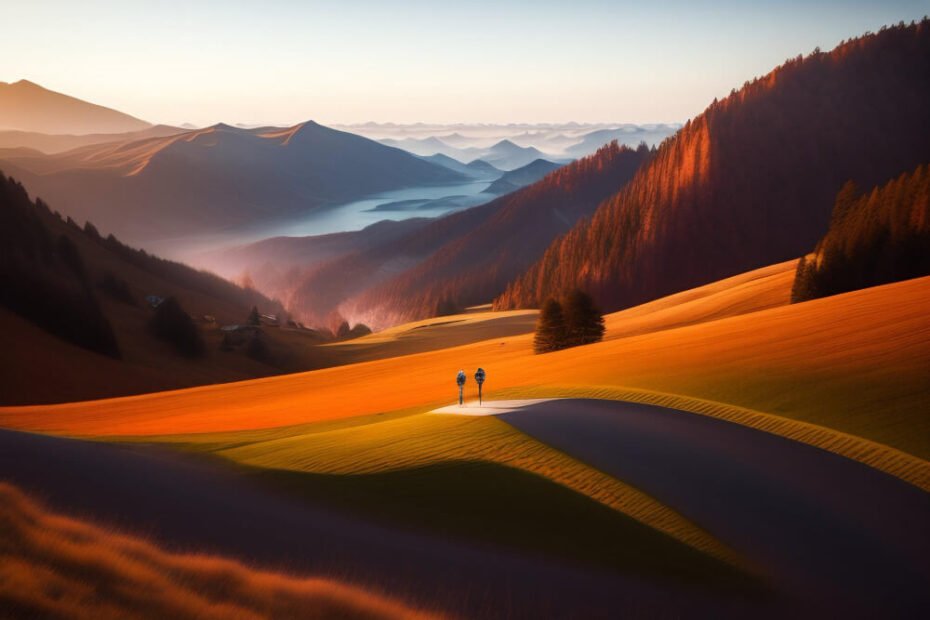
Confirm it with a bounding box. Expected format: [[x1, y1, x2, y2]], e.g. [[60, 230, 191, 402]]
[[251, 460, 763, 593]]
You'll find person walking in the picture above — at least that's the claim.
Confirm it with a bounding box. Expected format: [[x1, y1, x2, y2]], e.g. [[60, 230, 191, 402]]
[[456, 370, 467, 406], [474, 367, 486, 405]]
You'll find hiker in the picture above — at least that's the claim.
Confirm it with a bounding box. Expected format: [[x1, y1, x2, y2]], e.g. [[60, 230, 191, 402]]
[[456, 370, 467, 405], [474, 367, 486, 405]]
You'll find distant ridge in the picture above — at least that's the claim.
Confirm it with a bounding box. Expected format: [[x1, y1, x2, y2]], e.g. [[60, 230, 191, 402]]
[[0, 118, 464, 246], [0, 80, 151, 134], [484, 159, 562, 195]]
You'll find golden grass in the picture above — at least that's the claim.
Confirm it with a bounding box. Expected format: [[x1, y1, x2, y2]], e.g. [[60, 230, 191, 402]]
[[332, 310, 537, 346], [0, 482, 437, 620], [602, 259, 797, 340]]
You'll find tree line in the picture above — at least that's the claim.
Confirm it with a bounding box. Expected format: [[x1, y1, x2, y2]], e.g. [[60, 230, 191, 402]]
[[792, 163, 930, 302]]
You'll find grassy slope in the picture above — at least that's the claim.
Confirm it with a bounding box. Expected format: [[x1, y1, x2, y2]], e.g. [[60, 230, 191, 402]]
[[3, 273, 926, 459], [602, 259, 797, 340], [0, 482, 435, 620]]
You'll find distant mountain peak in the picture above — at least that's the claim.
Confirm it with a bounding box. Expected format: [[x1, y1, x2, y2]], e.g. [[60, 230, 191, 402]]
[[10, 79, 41, 89], [0, 79, 151, 134], [491, 138, 520, 149]]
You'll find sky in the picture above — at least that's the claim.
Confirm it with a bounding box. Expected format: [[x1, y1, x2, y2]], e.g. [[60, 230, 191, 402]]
[[1, 0, 927, 126]]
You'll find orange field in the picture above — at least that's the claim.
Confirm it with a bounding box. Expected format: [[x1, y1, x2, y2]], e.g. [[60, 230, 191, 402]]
[[1, 272, 927, 455]]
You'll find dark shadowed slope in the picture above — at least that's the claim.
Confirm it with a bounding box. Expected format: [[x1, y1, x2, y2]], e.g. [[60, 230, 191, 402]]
[[0, 120, 463, 246], [496, 20, 930, 312], [0, 79, 151, 134], [0, 430, 763, 619], [501, 400, 930, 618]]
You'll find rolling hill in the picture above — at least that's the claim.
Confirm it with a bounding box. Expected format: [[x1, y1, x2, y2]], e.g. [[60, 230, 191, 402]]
[[2, 266, 926, 469], [0, 79, 151, 134], [495, 20, 930, 313], [0, 120, 464, 248]]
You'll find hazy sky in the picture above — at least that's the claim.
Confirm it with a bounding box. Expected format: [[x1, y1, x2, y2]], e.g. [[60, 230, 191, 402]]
[[1, 0, 927, 126]]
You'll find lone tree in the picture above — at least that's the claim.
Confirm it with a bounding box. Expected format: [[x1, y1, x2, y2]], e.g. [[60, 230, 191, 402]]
[[247, 305, 261, 326], [562, 289, 605, 346], [534, 298, 567, 353]]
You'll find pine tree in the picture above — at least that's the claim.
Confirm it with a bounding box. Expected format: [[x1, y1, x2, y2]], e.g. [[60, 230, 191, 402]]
[[562, 289, 605, 346], [534, 298, 567, 354], [247, 306, 261, 326]]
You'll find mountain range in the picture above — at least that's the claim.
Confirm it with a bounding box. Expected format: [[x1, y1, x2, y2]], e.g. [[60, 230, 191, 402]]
[[336, 121, 680, 160], [0, 121, 463, 248], [380, 135, 559, 170]]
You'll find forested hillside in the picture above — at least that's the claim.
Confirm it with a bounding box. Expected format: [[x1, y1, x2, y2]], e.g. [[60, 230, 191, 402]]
[[495, 20, 930, 312]]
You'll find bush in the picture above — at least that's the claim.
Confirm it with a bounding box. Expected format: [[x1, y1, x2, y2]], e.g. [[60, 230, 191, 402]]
[[148, 297, 204, 358]]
